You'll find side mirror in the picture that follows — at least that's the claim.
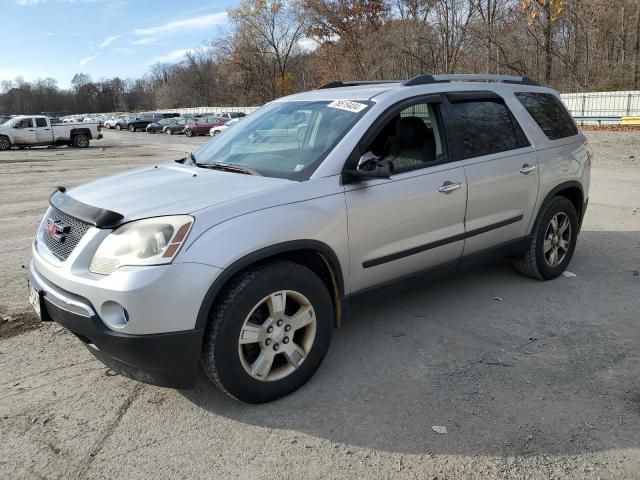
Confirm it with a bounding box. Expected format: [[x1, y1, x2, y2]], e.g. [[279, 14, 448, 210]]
[[350, 151, 393, 179]]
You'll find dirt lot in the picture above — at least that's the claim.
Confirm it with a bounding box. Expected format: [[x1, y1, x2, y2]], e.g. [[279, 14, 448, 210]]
[[1, 130, 639, 479]]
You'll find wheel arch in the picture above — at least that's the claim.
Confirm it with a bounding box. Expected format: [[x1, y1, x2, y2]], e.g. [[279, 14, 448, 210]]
[[195, 240, 346, 330], [537, 181, 585, 230], [70, 128, 92, 139]]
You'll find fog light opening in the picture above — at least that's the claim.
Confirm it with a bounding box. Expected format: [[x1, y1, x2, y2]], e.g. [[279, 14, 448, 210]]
[[101, 301, 129, 329]]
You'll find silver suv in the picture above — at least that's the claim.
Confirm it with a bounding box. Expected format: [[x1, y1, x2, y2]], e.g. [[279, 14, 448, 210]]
[[28, 75, 591, 403]]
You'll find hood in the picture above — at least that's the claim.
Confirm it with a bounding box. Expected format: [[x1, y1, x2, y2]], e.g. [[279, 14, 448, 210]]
[[66, 163, 291, 221]]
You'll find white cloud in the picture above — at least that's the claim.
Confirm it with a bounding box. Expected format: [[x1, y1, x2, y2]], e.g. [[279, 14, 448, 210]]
[[130, 36, 157, 46], [298, 38, 319, 52], [150, 49, 191, 64], [99, 34, 122, 48], [78, 54, 99, 67], [18, 0, 107, 3], [44, 32, 80, 37], [134, 12, 227, 37]]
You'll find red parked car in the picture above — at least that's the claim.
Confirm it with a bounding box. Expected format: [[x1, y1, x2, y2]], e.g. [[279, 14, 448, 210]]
[[184, 116, 228, 137]]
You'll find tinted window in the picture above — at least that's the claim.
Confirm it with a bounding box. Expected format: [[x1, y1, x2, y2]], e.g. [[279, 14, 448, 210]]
[[35, 118, 48, 127], [447, 100, 529, 159], [515, 92, 578, 140]]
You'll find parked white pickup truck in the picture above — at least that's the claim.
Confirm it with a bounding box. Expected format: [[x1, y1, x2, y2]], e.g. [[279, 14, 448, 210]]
[[0, 115, 102, 150]]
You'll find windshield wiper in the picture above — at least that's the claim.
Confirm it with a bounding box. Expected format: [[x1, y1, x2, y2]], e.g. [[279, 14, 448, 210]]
[[174, 152, 197, 165], [195, 162, 261, 176]]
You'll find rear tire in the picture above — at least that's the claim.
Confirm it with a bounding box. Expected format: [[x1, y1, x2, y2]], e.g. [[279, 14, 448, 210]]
[[115, 124, 122, 131], [514, 196, 578, 280], [201, 260, 333, 403], [72, 134, 89, 148], [129, 125, 135, 132], [184, 128, 193, 137], [165, 128, 172, 135]]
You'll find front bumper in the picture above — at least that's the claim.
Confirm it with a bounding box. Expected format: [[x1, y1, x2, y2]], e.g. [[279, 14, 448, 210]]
[[28, 265, 204, 388]]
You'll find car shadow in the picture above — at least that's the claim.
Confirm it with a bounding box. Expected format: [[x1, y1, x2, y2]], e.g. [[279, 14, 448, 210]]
[[181, 229, 640, 455]]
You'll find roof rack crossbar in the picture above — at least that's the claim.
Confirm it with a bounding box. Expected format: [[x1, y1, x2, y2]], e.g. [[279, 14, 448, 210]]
[[403, 74, 540, 87], [318, 80, 401, 89]]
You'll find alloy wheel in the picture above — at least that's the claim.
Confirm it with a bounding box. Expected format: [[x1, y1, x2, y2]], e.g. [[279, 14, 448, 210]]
[[543, 212, 571, 267], [238, 290, 316, 382]]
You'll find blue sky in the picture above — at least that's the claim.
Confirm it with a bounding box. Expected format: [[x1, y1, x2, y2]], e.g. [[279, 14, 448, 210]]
[[2, 0, 239, 88]]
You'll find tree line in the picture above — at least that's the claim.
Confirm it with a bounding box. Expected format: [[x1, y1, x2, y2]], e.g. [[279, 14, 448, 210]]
[[2, 0, 639, 115]]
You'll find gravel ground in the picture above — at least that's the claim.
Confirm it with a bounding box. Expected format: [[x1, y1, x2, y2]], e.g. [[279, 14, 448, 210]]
[[0, 129, 639, 479]]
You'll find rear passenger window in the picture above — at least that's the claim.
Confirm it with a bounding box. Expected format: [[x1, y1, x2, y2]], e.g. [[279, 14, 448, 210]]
[[515, 92, 578, 140], [447, 100, 529, 159], [35, 118, 48, 127]]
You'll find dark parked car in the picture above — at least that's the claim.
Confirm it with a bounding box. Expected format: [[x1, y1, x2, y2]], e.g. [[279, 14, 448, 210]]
[[146, 118, 174, 134], [128, 112, 179, 132], [164, 117, 198, 135], [184, 116, 228, 137]]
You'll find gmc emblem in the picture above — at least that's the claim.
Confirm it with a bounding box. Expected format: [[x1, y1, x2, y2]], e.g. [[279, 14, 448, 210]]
[[46, 218, 70, 243]]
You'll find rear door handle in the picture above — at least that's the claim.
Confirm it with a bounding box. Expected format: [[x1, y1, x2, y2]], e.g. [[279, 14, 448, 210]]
[[438, 181, 462, 194], [520, 164, 537, 174]]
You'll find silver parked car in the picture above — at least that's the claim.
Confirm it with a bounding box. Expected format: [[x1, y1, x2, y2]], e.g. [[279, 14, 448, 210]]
[[28, 75, 591, 403]]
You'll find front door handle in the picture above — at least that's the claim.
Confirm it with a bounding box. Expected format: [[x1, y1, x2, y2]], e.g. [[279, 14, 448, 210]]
[[438, 181, 462, 194], [520, 164, 537, 174]]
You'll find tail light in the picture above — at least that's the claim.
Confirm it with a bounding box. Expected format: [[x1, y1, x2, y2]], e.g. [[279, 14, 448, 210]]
[[97, 124, 102, 132]]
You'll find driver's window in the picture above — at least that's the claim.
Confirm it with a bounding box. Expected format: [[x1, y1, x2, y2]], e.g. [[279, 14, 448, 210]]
[[15, 118, 34, 129], [366, 102, 447, 173]]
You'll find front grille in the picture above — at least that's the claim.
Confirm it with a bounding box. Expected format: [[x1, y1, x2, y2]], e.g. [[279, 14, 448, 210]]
[[41, 207, 92, 261]]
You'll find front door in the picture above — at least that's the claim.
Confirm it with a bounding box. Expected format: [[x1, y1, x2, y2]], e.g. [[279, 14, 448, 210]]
[[345, 97, 467, 293], [12, 118, 37, 144]]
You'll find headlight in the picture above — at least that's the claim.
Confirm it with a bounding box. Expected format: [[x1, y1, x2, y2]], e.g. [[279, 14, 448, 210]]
[[90, 216, 194, 275]]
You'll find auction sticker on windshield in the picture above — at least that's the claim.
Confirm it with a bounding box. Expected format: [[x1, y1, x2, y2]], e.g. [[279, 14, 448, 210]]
[[328, 100, 368, 113]]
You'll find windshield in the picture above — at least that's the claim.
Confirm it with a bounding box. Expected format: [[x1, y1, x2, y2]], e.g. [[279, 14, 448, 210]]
[[0, 117, 11, 125], [192, 100, 371, 180]]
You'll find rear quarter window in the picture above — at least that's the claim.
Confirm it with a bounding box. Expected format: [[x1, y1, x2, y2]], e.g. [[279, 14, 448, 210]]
[[515, 92, 578, 140]]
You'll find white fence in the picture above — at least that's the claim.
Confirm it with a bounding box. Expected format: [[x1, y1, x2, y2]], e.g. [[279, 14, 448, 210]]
[[158, 106, 260, 116], [154, 91, 640, 124]]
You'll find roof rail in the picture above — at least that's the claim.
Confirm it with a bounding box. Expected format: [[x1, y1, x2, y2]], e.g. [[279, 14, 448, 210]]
[[403, 74, 540, 87], [318, 80, 401, 89]]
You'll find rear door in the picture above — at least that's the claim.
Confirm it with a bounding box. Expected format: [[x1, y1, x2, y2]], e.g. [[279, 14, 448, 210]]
[[441, 92, 540, 256], [34, 117, 52, 143], [344, 95, 468, 293], [12, 118, 37, 144]]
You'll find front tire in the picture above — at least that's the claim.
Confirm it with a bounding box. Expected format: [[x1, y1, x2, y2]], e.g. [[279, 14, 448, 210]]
[[184, 128, 193, 137], [0, 136, 10, 150], [201, 261, 333, 403], [165, 128, 172, 135], [115, 124, 122, 131], [514, 196, 578, 280], [129, 125, 135, 132]]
